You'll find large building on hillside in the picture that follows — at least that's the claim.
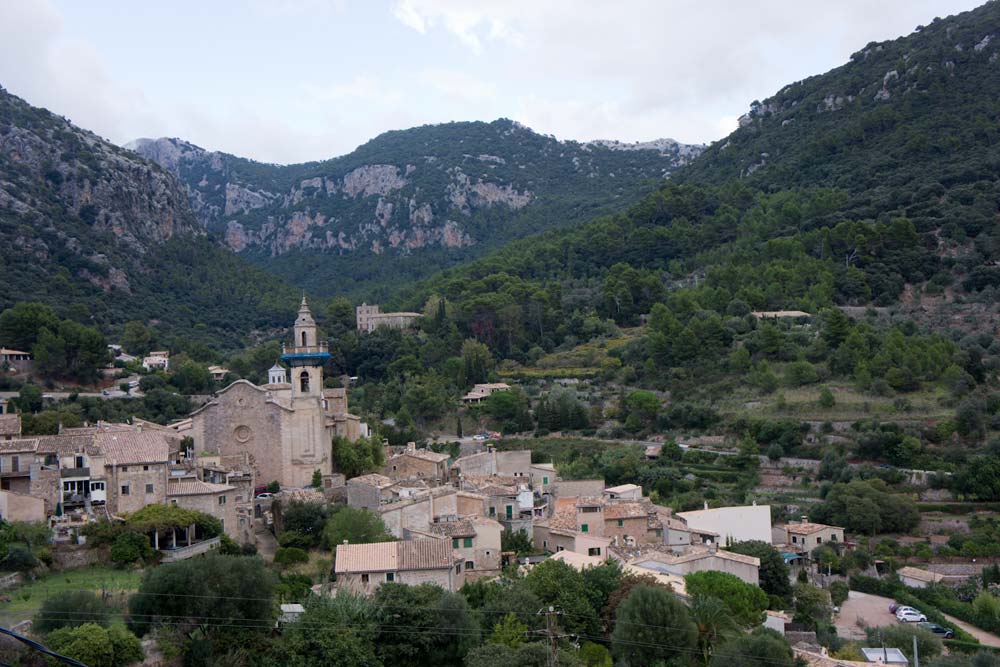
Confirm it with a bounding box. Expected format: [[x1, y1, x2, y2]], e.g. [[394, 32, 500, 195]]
[[175, 298, 364, 488], [356, 303, 421, 333]]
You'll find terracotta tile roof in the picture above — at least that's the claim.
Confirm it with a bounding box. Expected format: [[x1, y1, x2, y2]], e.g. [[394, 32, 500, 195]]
[[95, 431, 170, 465], [785, 522, 841, 535], [604, 503, 651, 520], [576, 496, 605, 507], [0, 438, 38, 453], [167, 479, 235, 496], [36, 434, 97, 456], [547, 508, 578, 532], [633, 547, 760, 568], [349, 473, 394, 488], [402, 449, 450, 463], [0, 414, 21, 437], [335, 539, 453, 574], [427, 519, 475, 537]]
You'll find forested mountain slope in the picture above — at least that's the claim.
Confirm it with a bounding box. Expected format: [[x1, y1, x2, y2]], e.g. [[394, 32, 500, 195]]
[[0, 86, 297, 351], [129, 122, 702, 298]]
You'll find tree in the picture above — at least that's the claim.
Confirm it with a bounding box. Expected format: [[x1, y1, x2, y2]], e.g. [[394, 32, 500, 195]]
[[690, 595, 740, 666], [460, 339, 494, 387], [46, 623, 143, 667], [524, 558, 600, 636], [603, 572, 673, 629], [728, 541, 792, 602], [709, 628, 795, 667], [110, 531, 154, 565], [267, 593, 380, 667], [611, 585, 698, 667], [792, 583, 832, 629], [1, 544, 37, 571], [489, 612, 527, 648], [0, 302, 59, 350], [332, 435, 384, 478], [867, 624, 942, 663], [810, 479, 919, 534], [819, 386, 836, 408], [16, 383, 43, 413], [122, 321, 152, 356], [35, 590, 109, 634], [373, 583, 478, 667], [128, 554, 275, 636], [323, 506, 393, 550], [685, 570, 768, 627], [311, 469, 323, 488]]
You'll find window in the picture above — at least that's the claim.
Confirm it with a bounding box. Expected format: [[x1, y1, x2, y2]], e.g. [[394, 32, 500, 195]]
[[816, 537, 822, 544], [543, 540, 548, 549], [831, 534, 838, 541], [301, 331, 307, 346], [121, 466, 128, 472], [791, 535, 797, 543], [617, 519, 624, 527], [581, 524, 589, 533], [145, 484, 154, 494], [588, 547, 601, 557], [10, 456, 18, 472], [543, 476, 549, 485], [465, 561, 474, 571], [121, 485, 130, 496], [556, 546, 564, 552], [219, 495, 227, 505], [505, 505, 513, 519], [452, 538, 459, 548], [463, 537, 473, 548], [143, 465, 149, 471], [386, 572, 395, 582], [489, 507, 496, 517], [170, 499, 178, 505], [361, 573, 369, 584], [75, 455, 84, 468], [455, 564, 461, 574], [299, 371, 310, 393]]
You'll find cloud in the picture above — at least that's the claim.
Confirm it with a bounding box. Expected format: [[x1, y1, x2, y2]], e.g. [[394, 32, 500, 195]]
[[419, 68, 497, 104]]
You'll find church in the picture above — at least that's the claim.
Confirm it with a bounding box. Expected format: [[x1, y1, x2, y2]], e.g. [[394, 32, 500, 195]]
[[174, 297, 364, 488]]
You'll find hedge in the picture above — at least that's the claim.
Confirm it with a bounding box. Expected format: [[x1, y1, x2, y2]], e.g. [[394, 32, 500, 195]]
[[848, 575, 978, 644], [944, 640, 1000, 655]]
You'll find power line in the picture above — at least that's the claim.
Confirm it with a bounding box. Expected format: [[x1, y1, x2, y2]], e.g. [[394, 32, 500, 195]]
[[0, 626, 90, 667]]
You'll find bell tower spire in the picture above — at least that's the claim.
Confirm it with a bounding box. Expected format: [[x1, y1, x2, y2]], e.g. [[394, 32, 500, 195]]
[[282, 295, 329, 399]]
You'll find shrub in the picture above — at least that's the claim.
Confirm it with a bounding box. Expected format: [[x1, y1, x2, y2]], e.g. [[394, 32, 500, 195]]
[[110, 531, 153, 565], [274, 547, 309, 567], [35, 590, 109, 634], [829, 581, 850, 607], [1, 544, 38, 571]]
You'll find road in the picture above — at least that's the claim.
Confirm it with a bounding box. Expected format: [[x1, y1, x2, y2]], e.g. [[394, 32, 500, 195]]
[[836, 590, 1000, 647]]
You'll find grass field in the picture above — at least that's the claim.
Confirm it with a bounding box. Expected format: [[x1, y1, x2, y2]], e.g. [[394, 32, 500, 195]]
[[0, 566, 141, 627]]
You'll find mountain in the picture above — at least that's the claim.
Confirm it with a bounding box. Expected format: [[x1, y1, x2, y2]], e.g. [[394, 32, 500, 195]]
[[406, 2, 1000, 338], [129, 121, 703, 297], [0, 86, 297, 351]]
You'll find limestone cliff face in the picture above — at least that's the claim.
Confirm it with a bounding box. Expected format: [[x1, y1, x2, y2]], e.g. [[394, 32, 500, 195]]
[[129, 119, 702, 264], [0, 87, 201, 294]]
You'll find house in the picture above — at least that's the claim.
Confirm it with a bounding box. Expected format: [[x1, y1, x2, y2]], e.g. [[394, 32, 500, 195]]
[[95, 430, 173, 514], [0, 439, 42, 495], [423, 516, 503, 579], [207, 366, 230, 382], [529, 462, 556, 492], [142, 351, 170, 371], [604, 502, 661, 545], [860, 648, 908, 665], [0, 489, 45, 522], [0, 348, 33, 373], [278, 603, 305, 626], [355, 303, 421, 333], [896, 566, 945, 589], [644, 444, 662, 460], [384, 446, 450, 482], [376, 487, 486, 538], [604, 484, 643, 501], [548, 550, 606, 570], [347, 473, 396, 509], [461, 383, 511, 404], [775, 519, 845, 554], [622, 561, 688, 597], [457, 475, 532, 529], [533, 504, 613, 558], [752, 311, 811, 319], [335, 539, 464, 594], [676, 504, 772, 545], [166, 477, 239, 540], [551, 479, 605, 500], [450, 449, 532, 479], [0, 414, 21, 441], [627, 545, 761, 585]]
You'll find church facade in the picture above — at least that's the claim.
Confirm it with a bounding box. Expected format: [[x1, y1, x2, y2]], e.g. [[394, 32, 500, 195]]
[[176, 298, 362, 488]]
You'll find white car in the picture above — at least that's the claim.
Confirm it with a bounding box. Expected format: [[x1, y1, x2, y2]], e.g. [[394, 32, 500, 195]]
[[472, 434, 489, 441], [893, 606, 918, 617], [898, 610, 927, 623]]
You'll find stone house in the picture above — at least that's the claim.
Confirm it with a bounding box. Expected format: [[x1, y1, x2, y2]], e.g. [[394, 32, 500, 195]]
[[0, 414, 21, 441], [142, 351, 170, 371], [775, 519, 845, 554], [384, 447, 450, 483], [96, 431, 172, 515], [551, 479, 605, 500], [346, 473, 396, 509], [461, 383, 511, 404], [532, 507, 613, 558], [377, 487, 486, 538], [0, 439, 40, 494], [355, 303, 421, 334], [604, 484, 643, 501], [451, 449, 532, 479], [0, 348, 33, 373], [529, 462, 556, 493], [0, 489, 45, 522], [604, 502, 659, 545], [335, 539, 463, 594], [421, 516, 503, 580], [167, 477, 239, 540]]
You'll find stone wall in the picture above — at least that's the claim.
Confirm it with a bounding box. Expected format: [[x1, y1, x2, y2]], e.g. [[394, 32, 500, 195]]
[[108, 463, 168, 515], [0, 489, 45, 522], [170, 490, 239, 539]]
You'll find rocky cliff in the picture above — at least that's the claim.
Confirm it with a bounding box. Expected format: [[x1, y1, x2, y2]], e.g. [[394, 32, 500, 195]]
[[129, 120, 702, 295]]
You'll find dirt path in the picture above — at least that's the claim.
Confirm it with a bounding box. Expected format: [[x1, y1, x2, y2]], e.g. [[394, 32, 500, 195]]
[[835, 590, 1000, 648], [254, 525, 278, 563]]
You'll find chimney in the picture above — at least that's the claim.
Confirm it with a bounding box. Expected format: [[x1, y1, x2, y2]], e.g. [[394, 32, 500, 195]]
[[406, 442, 416, 452], [703, 501, 709, 510], [708, 542, 718, 554], [800, 516, 808, 524]]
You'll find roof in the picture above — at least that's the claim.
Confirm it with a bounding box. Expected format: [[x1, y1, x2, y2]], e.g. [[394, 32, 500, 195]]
[[0, 438, 38, 453], [549, 550, 605, 570], [427, 519, 475, 537], [633, 547, 760, 568], [605, 484, 641, 494], [576, 496, 604, 507], [268, 363, 285, 371], [752, 310, 811, 318], [400, 449, 450, 463], [861, 648, 908, 664], [795, 649, 872, 667], [604, 503, 652, 520], [897, 566, 945, 583], [0, 414, 21, 437], [35, 434, 98, 456], [95, 431, 170, 465], [0, 348, 30, 355], [167, 479, 235, 496], [335, 539, 454, 574], [349, 473, 394, 488], [785, 522, 841, 535]]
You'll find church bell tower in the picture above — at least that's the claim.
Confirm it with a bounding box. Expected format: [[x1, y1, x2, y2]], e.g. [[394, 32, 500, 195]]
[[281, 296, 329, 399]]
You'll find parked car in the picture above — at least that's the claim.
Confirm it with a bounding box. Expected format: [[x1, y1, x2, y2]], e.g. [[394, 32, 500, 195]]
[[894, 605, 918, 617], [472, 434, 489, 441], [889, 602, 901, 613], [917, 622, 954, 639], [255, 492, 273, 500], [898, 610, 927, 623]]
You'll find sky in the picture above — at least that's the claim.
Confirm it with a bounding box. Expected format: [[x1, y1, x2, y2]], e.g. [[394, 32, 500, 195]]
[[0, 0, 985, 164]]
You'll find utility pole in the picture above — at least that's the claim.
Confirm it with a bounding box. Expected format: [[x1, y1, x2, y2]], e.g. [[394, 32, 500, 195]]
[[536, 606, 561, 667], [913, 634, 919, 667]]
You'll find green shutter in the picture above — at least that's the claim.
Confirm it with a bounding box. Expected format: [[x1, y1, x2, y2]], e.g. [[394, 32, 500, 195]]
[[618, 519, 624, 527], [581, 524, 588, 533], [506, 505, 513, 518], [463, 537, 473, 548], [543, 476, 549, 485], [452, 538, 459, 548]]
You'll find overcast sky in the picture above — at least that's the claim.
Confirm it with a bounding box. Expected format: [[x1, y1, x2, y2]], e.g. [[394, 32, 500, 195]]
[[0, 0, 984, 164]]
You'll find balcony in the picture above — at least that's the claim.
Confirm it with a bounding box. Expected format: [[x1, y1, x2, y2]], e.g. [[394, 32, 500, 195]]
[[60, 467, 91, 478], [281, 342, 331, 365]]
